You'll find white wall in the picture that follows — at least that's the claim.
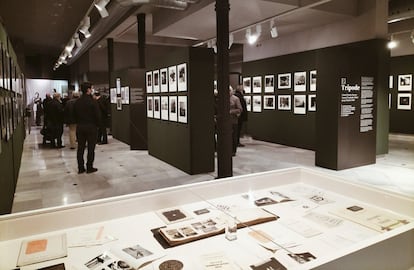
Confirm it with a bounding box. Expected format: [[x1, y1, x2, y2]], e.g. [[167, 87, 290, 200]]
[[25, 79, 68, 107]]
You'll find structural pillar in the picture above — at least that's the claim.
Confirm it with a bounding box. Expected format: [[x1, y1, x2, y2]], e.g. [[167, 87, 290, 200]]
[[137, 13, 146, 69], [107, 38, 114, 86], [215, 0, 232, 178]]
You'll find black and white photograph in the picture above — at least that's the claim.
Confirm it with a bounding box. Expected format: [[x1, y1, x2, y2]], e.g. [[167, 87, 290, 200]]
[[153, 96, 160, 119], [265, 75, 275, 93], [243, 77, 251, 93], [294, 71, 306, 92], [153, 70, 160, 93], [288, 252, 317, 264], [244, 96, 252, 112], [294, 95, 306, 114], [252, 95, 262, 112], [146, 71, 152, 93], [177, 63, 187, 92], [122, 244, 153, 260], [85, 253, 113, 269], [389, 75, 393, 89], [160, 68, 168, 92], [397, 93, 411, 110], [178, 96, 187, 123], [308, 94, 316, 111], [168, 65, 177, 92], [263, 95, 275, 109], [108, 260, 133, 270], [255, 197, 277, 206], [169, 96, 177, 121], [162, 209, 188, 222], [116, 97, 122, 111], [0, 43, 3, 88], [116, 78, 121, 94], [253, 76, 262, 93], [179, 226, 198, 237], [147, 96, 153, 118], [110, 88, 117, 104], [278, 73, 291, 89], [165, 229, 185, 240], [398, 74, 412, 91], [278, 95, 291, 110], [161, 96, 169, 120], [250, 257, 287, 270], [310, 70, 317, 91]]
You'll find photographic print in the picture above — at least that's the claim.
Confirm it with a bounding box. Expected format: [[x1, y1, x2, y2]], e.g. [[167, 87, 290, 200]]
[[308, 94, 316, 111], [169, 96, 177, 121], [0, 43, 3, 88], [177, 63, 187, 92], [153, 70, 160, 93], [153, 96, 160, 119], [85, 253, 113, 269], [116, 97, 122, 111], [107, 260, 133, 270], [310, 70, 317, 91], [389, 75, 393, 89], [294, 71, 306, 92], [288, 252, 317, 264], [110, 88, 116, 104], [145, 72, 152, 93], [168, 65, 177, 92], [398, 74, 412, 91], [160, 68, 168, 92], [147, 96, 153, 118], [278, 73, 291, 89], [264, 75, 275, 93], [397, 93, 411, 110], [263, 95, 275, 109], [243, 77, 251, 93], [122, 244, 153, 260], [278, 95, 291, 110], [255, 197, 277, 206], [161, 96, 169, 120], [250, 257, 287, 270], [252, 76, 262, 93], [294, 95, 306, 114], [116, 78, 121, 94], [178, 96, 187, 123], [244, 96, 252, 112], [252, 95, 262, 112]]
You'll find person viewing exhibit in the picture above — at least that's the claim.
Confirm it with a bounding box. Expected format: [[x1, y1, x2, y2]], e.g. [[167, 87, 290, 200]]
[[234, 84, 248, 147], [229, 86, 242, 156]]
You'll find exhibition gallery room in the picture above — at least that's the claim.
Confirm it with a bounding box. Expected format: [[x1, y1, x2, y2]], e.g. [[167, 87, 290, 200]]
[[1, 0, 414, 269]]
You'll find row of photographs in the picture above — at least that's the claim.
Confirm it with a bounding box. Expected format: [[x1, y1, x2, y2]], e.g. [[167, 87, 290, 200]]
[[389, 74, 412, 91], [0, 94, 23, 148], [245, 94, 316, 114], [110, 87, 130, 105], [243, 70, 317, 94], [394, 93, 412, 110], [147, 95, 188, 123], [146, 63, 187, 93], [0, 41, 23, 94]]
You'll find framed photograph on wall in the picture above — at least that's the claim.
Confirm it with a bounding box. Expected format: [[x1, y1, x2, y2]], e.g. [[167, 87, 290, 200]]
[[308, 94, 316, 111], [397, 93, 411, 110], [263, 95, 275, 109], [116, 97, 122, 111], [244, 96, 251, 112], [0, 42, 3, 88], [110, 88, 116, 104], [153, 70, 160, 93], [121, 87, 125, 103], [123, 86, 130, 104], [252, 95, 262, 112], [310, 70, 317, 91], [252, 76, 262, 93], [264, 75, 275, 93], [153, 96, 160, 119], [243, 77, 251, 94], [294, 71, 306, 92], [146, 72, 152, 93], [398, 74, 412, 91], [160, 68, 168, 92], [147, 96, 153, 118], [161, 96, 169, 120], [169, 96, 178, 121], [178, 96, 187, 123], [168, 65, 177, 92], [177, 63, 187, 92], [278, 95, 291, 110], [278, 73, 291, 89], [389, 75, 393, 89], [294, 95, 306, 114]]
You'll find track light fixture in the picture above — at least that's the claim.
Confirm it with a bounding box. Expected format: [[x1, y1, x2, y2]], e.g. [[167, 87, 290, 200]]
[[229, 33, 234, 49], [387, 35, 397, 49], [411, 30, 414, 44], [270, 20, 278, 38], [73, 33, 82, 48], [94, 0, 110, 18], [246, 28, 259, 45], [79, 16, 91, 38]]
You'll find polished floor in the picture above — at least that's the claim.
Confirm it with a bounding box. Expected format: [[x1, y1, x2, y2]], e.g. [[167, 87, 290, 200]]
[[12, 126, 414, 213]]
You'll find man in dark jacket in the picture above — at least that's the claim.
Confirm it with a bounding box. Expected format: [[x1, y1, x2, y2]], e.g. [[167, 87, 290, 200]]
[[94, 91, 109, 144], [48, 92, 64, 148], [74, 82, 101, 174], [234, 85, 248, 147]]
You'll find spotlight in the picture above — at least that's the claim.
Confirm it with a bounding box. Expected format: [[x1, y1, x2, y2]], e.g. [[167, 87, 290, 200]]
[[229, 33, 234, 49], [411, 30, 414, 44], [65, 39, 75, 54], [79, 16, 91, 38], [73, 33, 82, 48], [212, 39, 217, 53], [246, 28, 258, 45], [387, 35, 397, 49], [270, 20, 278, 38], [94, 0, 110, 18]]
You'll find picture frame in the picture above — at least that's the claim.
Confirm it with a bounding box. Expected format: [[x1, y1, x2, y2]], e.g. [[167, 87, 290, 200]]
[[264, 75, 274, 93], [263, 95, 275, 109], [116, 97, 122, 111], [116, 77, 121, 95], [398, 74, 412, 91], [178, 96, 187, 123], [310, 70, 317, 91], [168, 65, 177, 92], [153, 96, 160, 119], [294, 95, 306, 114], [252, 95, 262, 112], [146, 72, 153, 93], [294, 71, 306, 92], [0, 42, 3, 88], [278, 73, 291, 89], [177, 63, 187, 92], [278, 95, 291, 110], [169, 96, 177, 122], [252, 76, 262, 93], [308, 94, 316, 111], [153, 70, 160, 93], [389, 75, 393, 89], [110, 88, 116, 104], [243, 77, 251, 94], [122, 86, 130, 104], [161, 96, 169, 120], [397, 93, 411, 110], [160, 68, 168, 93], [147, 96, 153, 118], [244, 96, 251, 112]]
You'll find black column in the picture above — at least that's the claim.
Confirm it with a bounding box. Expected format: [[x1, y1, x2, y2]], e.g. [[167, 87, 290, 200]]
[[137, 13, 146, 69], [215, 0, 232, 178], [107, 38, 114, 86]]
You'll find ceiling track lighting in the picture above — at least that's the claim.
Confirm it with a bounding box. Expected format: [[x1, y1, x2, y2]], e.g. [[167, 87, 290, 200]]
[[73, 33, 82, 48], [79, 16, 91, 38], [387, 35, 398, 49], [270, 20, 278, 38], [411, 30, 414, 44], [229, 33, 234, 49], [94, 0, 110, 18]]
